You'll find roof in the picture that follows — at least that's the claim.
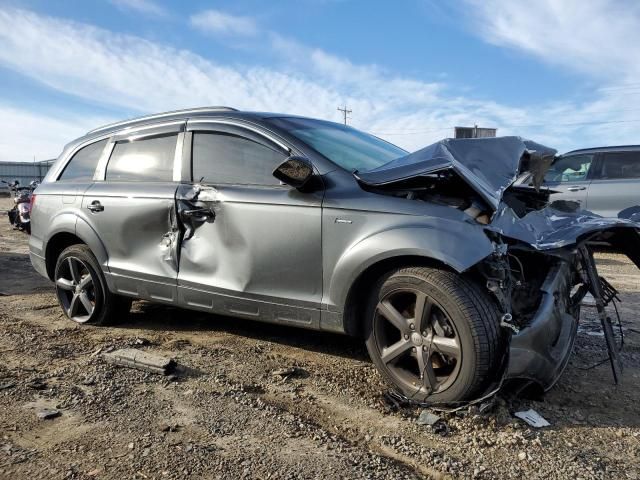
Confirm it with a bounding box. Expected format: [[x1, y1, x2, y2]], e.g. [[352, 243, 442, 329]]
[[86, 106, 241, 135], [563, 144, 640, 156]]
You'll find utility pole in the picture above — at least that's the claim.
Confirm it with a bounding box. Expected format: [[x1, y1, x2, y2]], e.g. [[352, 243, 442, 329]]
[[337, 105, 352, 125]]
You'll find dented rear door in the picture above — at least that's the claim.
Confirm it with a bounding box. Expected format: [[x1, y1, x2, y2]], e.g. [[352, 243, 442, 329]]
[[80, 122, 185, 303]]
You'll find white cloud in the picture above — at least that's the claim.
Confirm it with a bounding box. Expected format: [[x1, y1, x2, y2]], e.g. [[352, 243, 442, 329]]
[[190, 10, 258, 37], [463, 0, 640, 82], [109, 0, 167, 17], [0, 5, 639, 161], [0, 105, 110, 162]]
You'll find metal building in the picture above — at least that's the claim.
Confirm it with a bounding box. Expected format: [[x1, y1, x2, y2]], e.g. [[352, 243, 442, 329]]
[[0, 160, 54, 192], [454, 125, 497, 139]]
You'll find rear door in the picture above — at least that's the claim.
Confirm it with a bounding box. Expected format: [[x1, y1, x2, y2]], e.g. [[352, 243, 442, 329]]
[[585, 150, 640, 217], [175, 120, 324, 328], [543, 153, 595, 207], [80, 122, 185, 303]]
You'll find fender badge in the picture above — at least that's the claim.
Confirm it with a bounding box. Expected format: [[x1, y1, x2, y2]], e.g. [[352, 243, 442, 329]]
[[335, 218, 352, 224]]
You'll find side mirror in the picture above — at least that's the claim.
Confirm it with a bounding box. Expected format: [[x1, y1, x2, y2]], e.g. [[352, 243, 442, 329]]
[[273, 156, 313, 189]]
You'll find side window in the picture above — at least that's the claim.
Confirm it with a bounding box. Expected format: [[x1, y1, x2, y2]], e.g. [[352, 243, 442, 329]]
[[544, 154, 594, 183], [59, 139, 108, 181], [106, 134, 177, 182], [599, 152, 640, 179], [192, 132, 288, 185]]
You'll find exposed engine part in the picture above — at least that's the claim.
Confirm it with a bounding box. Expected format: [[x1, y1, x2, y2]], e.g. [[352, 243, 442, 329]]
[[579, 246, 624, 383], [500, 313, 519, 334], [363, 171, 494, 224]]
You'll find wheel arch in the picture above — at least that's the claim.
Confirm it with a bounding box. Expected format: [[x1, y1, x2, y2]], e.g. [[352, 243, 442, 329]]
[[342, 254, 455, 337], [329, 225, 495, 337], [45, 217, 109, 280]]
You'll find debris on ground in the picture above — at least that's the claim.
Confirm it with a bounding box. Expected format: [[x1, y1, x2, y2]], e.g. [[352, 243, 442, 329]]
[[36, 408, 61, 420], [271, 366, 307, 380], [102, 348, 176, 375], [416, 410, 441, 426], [26, 379, 47, 390], [514, 409, 551, 428]]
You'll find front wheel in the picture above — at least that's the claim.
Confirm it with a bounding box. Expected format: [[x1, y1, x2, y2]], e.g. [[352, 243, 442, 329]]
[[54, 244, 131, 325], [365, 266, 503, 403]]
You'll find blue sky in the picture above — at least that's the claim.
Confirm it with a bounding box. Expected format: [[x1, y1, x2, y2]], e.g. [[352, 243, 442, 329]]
[[0, 0, 639, 161]]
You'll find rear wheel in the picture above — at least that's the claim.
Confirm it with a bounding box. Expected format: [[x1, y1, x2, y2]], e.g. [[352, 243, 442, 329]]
[[54, 245, 131, 325], [365, 266, 503, 403]]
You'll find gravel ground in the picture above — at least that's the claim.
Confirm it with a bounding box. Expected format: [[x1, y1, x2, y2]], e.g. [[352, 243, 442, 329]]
[[1, 197, 639, 479]]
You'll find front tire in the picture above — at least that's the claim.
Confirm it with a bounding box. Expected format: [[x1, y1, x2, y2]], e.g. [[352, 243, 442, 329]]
[[54, 244, 131, 325], [365, 266, 503, 403]]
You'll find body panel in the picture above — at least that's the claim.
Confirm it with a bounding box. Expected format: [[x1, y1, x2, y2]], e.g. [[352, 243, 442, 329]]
[[586, 177, 639, 217], [175, 183, 324, 313], [80, 181, 179, 302]]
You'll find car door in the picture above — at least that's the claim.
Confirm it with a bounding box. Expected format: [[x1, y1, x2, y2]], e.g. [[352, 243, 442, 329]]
[[543, 153, 595, 207], [175, 120, 324, 328], [585, 150, 640, 217], [80, 122, 185, 303]]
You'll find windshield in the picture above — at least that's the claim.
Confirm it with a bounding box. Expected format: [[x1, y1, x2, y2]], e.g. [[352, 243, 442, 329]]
[[268, 117, 407, 172]]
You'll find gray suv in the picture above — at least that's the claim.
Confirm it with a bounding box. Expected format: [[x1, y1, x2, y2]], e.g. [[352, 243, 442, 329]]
[[30, 107, 640, 403], [538, 145, 640, 217]]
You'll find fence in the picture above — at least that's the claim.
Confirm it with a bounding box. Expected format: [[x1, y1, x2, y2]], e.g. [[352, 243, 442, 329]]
[[0, 160, 54, 194]]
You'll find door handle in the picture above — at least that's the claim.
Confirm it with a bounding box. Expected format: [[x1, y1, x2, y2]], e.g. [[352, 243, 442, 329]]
[[567, 186, 586, 192], [182, 207, 215, 221], [87, 200, 104, 212]]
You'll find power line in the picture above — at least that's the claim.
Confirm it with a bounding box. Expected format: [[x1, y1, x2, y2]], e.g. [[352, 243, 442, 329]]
[[337, 105, 352, 125], [372, 118, 640, 136]]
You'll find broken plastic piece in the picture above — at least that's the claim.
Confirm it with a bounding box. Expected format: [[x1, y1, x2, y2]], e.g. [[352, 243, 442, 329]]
[[514, 409, 550, 428], [416, 410, 441, 426]]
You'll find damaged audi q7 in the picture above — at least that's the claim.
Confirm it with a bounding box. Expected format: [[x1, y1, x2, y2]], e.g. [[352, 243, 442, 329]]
[[29, 107, 640, 403]]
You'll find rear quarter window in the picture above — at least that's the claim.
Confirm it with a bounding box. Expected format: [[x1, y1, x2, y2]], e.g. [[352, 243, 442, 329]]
[[58, 139, 108, 181]]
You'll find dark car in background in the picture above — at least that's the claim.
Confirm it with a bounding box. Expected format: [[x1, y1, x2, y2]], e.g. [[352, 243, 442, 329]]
[[541, 145, 640, 217]]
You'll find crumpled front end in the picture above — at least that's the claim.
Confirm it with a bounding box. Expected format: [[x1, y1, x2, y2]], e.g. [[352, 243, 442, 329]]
[[356, 136, 640, 392], [476, 242, 588, 390], [507, 261, 578, 389]]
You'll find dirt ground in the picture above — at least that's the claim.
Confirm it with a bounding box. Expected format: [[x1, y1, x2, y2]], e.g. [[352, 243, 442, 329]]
[[1, 197, 639, 480]]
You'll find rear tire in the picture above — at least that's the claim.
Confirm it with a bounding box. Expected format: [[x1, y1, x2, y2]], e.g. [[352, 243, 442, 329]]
[[54, 244, 131, 325], [365, 266, 503, 403]]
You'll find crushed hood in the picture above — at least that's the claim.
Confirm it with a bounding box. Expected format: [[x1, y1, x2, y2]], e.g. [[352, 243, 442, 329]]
[[355, 136, 640, 263], [355, 136, 556, 210]]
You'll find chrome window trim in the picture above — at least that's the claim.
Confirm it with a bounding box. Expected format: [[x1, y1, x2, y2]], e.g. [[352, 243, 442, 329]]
[[187, 118, 292, 154], [94, 140, 116, 181], [113, 120, 185, 142], [173, 132, 185, 182]]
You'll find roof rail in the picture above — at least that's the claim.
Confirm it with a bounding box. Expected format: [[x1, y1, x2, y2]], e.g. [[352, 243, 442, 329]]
[[86, 106, 238, 135]]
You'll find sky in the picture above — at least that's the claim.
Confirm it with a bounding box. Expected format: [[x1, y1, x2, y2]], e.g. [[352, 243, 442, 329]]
[[0, 0, 639, 161]]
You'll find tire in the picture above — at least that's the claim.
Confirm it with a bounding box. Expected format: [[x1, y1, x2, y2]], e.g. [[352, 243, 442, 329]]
[[54, 244, 132, 326], [365, 266, 503, 403]]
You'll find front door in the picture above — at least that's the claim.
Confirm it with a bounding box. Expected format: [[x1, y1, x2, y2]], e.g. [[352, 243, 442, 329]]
[[176, 121, 324, 328], [543, 153, 595, 208], [81, 123, 184, 303]]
